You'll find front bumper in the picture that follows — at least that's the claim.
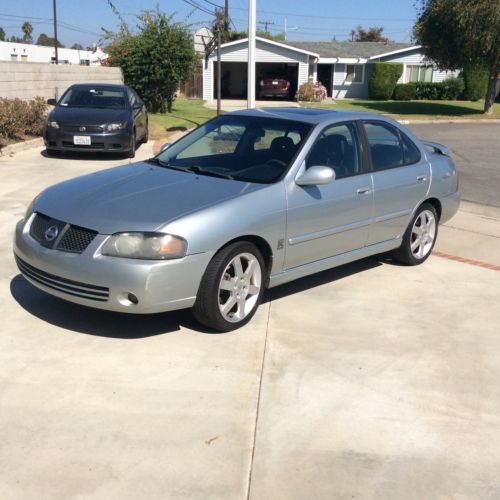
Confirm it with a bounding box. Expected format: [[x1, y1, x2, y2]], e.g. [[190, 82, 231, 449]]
[[44, 127, 133, 153], [13, 218, 214, 314]]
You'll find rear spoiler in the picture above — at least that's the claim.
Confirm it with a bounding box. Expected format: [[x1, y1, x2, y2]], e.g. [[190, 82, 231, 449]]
[[424, 141, 450, 156]]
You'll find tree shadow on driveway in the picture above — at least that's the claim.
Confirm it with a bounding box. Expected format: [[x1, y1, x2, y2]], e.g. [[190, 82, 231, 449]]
[[11, 256, 383, 339]]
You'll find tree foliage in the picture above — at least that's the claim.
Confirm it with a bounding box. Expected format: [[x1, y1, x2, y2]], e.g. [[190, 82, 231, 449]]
[[105, 8, 198, 113], [22, 21, 33, 43], [0, 27, 5, 41], [368, 62, 403, 99], [351, 26, 390, 42], [71, 43, 85, 50], [414, 0, 500, 113], [36, 33, 65, 48]]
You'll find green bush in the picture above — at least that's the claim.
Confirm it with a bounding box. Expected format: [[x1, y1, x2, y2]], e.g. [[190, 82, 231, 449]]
[[0, 97, 47, 140], [440, 76, 465, 100], [462, 67, 489, 101], [412, 82, 442, 100], [368, 62, 403, 100], [393, 83, 417, 100]]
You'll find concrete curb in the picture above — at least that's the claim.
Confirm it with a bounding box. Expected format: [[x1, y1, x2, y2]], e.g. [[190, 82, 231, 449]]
[[459, 200, 500, 219], [0, 137, 43, 157]]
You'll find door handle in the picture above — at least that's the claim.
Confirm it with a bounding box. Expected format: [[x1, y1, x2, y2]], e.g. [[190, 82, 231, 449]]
[[416, 175, 427, 182], [356, 187, 371, 195]]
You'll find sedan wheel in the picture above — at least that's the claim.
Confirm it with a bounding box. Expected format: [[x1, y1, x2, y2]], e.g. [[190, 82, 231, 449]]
[[193, 242, 265, 332], [393, 203, 438, 265]]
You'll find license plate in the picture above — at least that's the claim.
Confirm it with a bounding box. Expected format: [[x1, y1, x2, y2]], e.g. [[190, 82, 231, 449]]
[[272, 81, 279, 85], [73, 135, 91, 145]]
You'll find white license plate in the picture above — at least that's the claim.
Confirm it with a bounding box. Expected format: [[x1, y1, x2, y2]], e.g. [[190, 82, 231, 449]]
[[73, 135, 91, 145], [272, 81, 279, 85]]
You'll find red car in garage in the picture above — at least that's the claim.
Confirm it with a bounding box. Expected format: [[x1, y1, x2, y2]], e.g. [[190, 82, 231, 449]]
[[258, 74, 291, 99]]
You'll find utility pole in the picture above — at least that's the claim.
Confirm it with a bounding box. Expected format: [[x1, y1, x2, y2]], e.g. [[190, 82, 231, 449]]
[[258, 20, 274, 34], [217, 27, 221, 115], [225, 0, 228, 19], [247, 0, 256, 109], [53, 0, 59, 64]]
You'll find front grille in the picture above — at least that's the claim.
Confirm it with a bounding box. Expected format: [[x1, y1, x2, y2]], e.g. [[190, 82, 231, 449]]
[[62, 141, 105, 149], [62, 125, 103, 133], [29, 212, 97, 254], [57, 225, 98, 253], [15, 255, 109, 302]]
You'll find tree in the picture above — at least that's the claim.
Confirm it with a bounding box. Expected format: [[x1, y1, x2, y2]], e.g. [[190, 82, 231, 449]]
[[351, 25, 390, 43], [36, 33, 65, 48], [10, 35, 24, 43], [71, 43, 85, 50], [105, 9, 198, 113], [414, 0, 500, 114], [0, 27, 5, 41], [22, 21, 33, 43]]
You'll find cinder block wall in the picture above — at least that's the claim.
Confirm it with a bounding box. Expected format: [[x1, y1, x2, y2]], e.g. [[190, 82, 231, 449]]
[[0, 62, 123, 100]]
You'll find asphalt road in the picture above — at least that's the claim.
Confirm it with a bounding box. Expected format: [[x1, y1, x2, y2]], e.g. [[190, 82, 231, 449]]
[[408, 122, 500, 207]]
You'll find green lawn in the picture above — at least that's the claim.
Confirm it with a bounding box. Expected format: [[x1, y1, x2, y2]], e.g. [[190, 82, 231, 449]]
[[301, 99, 500, 120], [149, 98, 216, 139]]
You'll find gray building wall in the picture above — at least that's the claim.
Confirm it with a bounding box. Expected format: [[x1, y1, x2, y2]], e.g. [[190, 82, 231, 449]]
[[0, 62, 123, 100]]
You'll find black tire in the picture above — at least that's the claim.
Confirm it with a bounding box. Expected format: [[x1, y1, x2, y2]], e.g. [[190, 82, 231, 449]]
[[142, 122, 149, 143], [193, 242, 266, 332], [45, 148, 60, 157], [128, 131, 136, 158], [392, 202, 439, 266]]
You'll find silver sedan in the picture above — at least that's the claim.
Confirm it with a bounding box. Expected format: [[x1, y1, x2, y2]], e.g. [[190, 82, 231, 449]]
[[14, 108, 460, 331]]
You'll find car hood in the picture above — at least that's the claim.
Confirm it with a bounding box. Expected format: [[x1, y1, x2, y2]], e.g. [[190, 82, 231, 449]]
[[35, 162, 266, 234], [50, 106, 129, 125]]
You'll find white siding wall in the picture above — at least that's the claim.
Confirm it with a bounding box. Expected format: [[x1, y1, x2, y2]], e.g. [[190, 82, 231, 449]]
[[203, 39, 311, 100]]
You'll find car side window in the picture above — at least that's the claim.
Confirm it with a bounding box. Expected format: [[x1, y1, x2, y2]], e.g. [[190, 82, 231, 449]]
[[401, 133, 421, 164], [364, 122, 404, 171], [306, 122, 361, 179]]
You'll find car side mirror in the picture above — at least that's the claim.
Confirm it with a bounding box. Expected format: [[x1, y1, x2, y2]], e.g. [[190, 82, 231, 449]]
[[47, 98, 57, 106], [295, 165, 336, 186], [160, 142, 172, 153]]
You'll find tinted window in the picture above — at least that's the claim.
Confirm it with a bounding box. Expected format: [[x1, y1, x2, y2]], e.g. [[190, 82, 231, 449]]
[[59, 87, 127, 109], [364, 122, 404, 171], [401, 133, 421, 164], [306, 122, 361, 178]]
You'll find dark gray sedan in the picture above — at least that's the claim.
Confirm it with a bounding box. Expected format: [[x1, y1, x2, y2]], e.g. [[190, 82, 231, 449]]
[[16, 108, 460, 332], [44, 83, 148, 158]]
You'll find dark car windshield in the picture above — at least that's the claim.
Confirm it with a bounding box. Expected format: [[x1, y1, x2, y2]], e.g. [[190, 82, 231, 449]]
[[156, 115, 312, 184], [58, 87, 127, 109]]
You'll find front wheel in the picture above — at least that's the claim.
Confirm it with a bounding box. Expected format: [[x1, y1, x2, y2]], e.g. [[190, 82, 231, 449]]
[[393, 203, 438, 265], [193, 242, 266, 332], [128, 131, 136, 158]]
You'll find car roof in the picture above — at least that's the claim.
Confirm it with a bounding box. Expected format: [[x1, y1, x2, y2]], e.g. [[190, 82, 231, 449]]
[[229, 107, 394, 125], [69, 83, 129, 91]]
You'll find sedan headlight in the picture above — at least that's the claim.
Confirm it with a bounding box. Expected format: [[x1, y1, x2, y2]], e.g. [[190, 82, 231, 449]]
[[47, 121, 59, 129], [24, 194, 39, 221], [106, 121, 128, 132], [101, 232, 187, 260]]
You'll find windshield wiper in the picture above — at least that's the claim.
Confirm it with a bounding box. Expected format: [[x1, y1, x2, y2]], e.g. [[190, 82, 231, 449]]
[[145, 158, 197, 173], [181, 165, 234, 179]]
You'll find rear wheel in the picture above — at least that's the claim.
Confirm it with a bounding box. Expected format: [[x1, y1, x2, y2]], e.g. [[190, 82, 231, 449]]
[[393, 202, 438, 265], [193, 242, 265, 332]]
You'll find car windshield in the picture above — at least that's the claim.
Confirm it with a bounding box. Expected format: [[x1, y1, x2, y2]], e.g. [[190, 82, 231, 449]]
[[58, 87, 127, 109], [156, 115, 312, 184]]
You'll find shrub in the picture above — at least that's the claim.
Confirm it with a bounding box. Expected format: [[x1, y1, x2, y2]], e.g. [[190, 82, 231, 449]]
[[412, 82, 442, 100], [393, 83, 417, 100], [462, 66, 489, 101], [0, 97, 47, 140], [440, 76, 465, 100], [295, 81, 328, 102], [368, 62, 403, 100]]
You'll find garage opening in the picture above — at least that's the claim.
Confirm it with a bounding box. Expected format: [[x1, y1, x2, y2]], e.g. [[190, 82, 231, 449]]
[[214, 62, 298, 100]]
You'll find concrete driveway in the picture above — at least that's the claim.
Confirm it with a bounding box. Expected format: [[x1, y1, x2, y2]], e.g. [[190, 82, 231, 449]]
[[1, 141, 500, 499]]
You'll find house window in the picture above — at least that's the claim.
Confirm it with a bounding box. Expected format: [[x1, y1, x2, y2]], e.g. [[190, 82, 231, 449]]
[[21, 54, 28, 62], [345, 64, 364, 84], [10, 54, 18, 61], [406, 65, 433, 82]]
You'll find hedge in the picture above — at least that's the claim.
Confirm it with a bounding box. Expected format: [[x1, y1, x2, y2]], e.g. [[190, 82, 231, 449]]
[[462, 66, 489, 101], [0, 97, 47, 140], [368, 62, 403, 100], [393, 77, 464, 101]]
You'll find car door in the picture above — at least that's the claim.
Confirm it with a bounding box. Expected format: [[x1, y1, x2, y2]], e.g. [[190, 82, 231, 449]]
[[362, 121, 430, 245], [285, 121, 373, 270]]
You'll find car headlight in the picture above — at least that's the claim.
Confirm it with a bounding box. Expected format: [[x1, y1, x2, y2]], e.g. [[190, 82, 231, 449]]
[[47, 121, 59, 129], [101, 232, 187, 260], [106, 122, 128, 132]]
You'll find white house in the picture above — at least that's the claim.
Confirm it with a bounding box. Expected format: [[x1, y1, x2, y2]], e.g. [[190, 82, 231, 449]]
[[203, 37, 458, 101], [0, 40, 107, 65]]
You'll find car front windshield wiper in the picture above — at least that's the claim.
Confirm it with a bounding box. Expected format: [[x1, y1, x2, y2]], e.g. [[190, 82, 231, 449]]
[[145, 159, 234, 179]]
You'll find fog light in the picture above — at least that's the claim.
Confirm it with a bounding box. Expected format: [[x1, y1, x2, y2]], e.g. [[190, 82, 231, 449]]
[[118, 292, 139, 306], [127, 293, 138, 305]]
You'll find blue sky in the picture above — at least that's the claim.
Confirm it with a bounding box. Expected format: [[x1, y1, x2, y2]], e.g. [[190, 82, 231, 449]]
[[0, 0, 421, 47]]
